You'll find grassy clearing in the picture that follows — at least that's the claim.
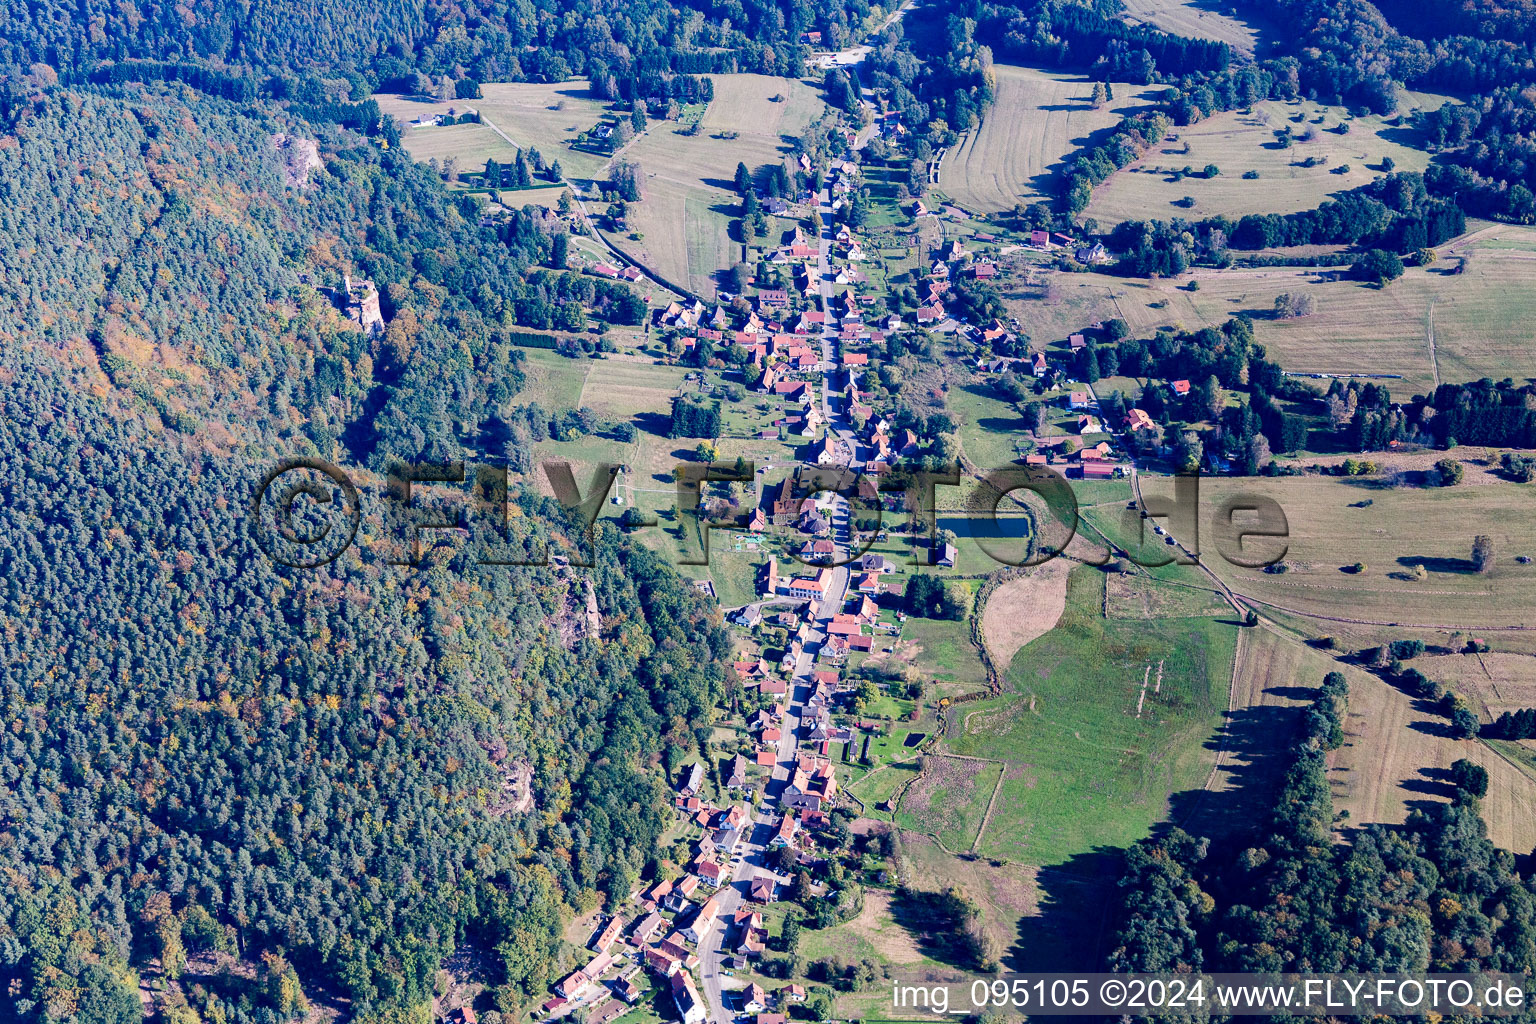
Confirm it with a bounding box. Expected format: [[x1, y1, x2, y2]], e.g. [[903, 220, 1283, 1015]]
[[1118, 0, 1262, 52], [848, 759, 921, 817], [940, 66, 1164, 214], [944, 565, 1236, 865], [1197, 473, 1536, 629], [1105, 573, 1231, 620], [517, 348, 591, 410], [576, 359, 688, 419], [375, 82, 618, 181], [393, 121, 520, 166], [892, 614, 992, 695], [613, 74, 827, 297], [995, 269, 1188, 352], [947, 380, 1031, 468], [1085, 95, 1446, 227]]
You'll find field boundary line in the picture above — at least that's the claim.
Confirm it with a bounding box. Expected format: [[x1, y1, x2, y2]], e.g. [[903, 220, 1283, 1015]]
[[1197, 626, 1246, 801], [970, 761, 1007, 853], [476, 111, 705, 304], [1226, 589, 1536, 630], [1426, 299, 1441, 387]]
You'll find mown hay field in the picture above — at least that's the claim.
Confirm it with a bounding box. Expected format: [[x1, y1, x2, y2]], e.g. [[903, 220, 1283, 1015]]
[[1088, 225, 1536, 397], [613, 74, 827, 297], [1200, 626, 1536, 853], [1196, 473, 1536, 629], [1118, 0, 1261, 52], [939, 66, 1165, 215], [376, 82, 618, 181]]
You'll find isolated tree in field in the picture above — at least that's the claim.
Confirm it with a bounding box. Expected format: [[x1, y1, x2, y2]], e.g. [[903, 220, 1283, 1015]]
[[1091, 81, 1107, 109], [1449, 758, 1488, 799], [1204, 163, 1220, 178], [1435, 458, 1464, 486], [1353, 248, 1404, 285], [734, 161, 752, 196], [1274, 292, 1317, 318], [1472, 534, 1495, 573]]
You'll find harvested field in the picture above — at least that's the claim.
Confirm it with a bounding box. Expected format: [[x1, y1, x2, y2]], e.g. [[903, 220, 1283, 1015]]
[[576, 359, 688, 419], [940, 66, 1162, 215], [980, 560, 1071, 672], [1329, 663, 1536, 852], [1417, 652, 1536, 720], [375, 82, 618, 181], [1198, 474, 1536, 630], [1183, 626, 1331, 837], [1138, 234, 1536, 395], [612, 74, 827, 297]]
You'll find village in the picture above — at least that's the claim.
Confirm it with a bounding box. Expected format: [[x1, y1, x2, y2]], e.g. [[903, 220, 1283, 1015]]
[[465, 128, 1209, 1024]]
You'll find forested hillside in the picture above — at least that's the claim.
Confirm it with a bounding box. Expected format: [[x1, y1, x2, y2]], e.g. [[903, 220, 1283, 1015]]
[[0, 340, 729, 1022], [0, 61, 735, 1024], [0, 0, 878, 100]]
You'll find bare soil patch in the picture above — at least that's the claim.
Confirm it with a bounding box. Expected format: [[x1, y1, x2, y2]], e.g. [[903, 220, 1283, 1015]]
[[981, 560, 1070, 672]]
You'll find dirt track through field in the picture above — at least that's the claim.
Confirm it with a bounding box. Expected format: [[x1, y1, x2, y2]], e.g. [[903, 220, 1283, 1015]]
[[980, 559, 1071, 673]]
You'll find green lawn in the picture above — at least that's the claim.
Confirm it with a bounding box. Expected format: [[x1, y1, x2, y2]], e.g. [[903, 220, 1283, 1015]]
[[942, 565, 1236, 865], [518, 348, 590, 410], [947, 380, 1031, 470], [846, 760, 921, 819]]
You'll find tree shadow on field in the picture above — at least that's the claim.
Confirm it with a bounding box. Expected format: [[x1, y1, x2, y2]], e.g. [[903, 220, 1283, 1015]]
[[1011, 696, 1308, 976], [1401, 767, 1457, 800], [1396, 554, 1476, 573], [1265, 684, 1320, 701], [1024, 117, 1153, 205], [632, 411, 674, 438]]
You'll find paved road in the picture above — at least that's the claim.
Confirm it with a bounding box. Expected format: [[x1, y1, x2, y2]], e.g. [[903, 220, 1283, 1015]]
[[698, 151, 861, 1024], [698, 818, 769, 1024]]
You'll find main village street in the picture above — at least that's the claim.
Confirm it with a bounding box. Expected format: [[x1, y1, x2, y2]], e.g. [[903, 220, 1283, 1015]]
[[698, 179, 861, 1024]]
